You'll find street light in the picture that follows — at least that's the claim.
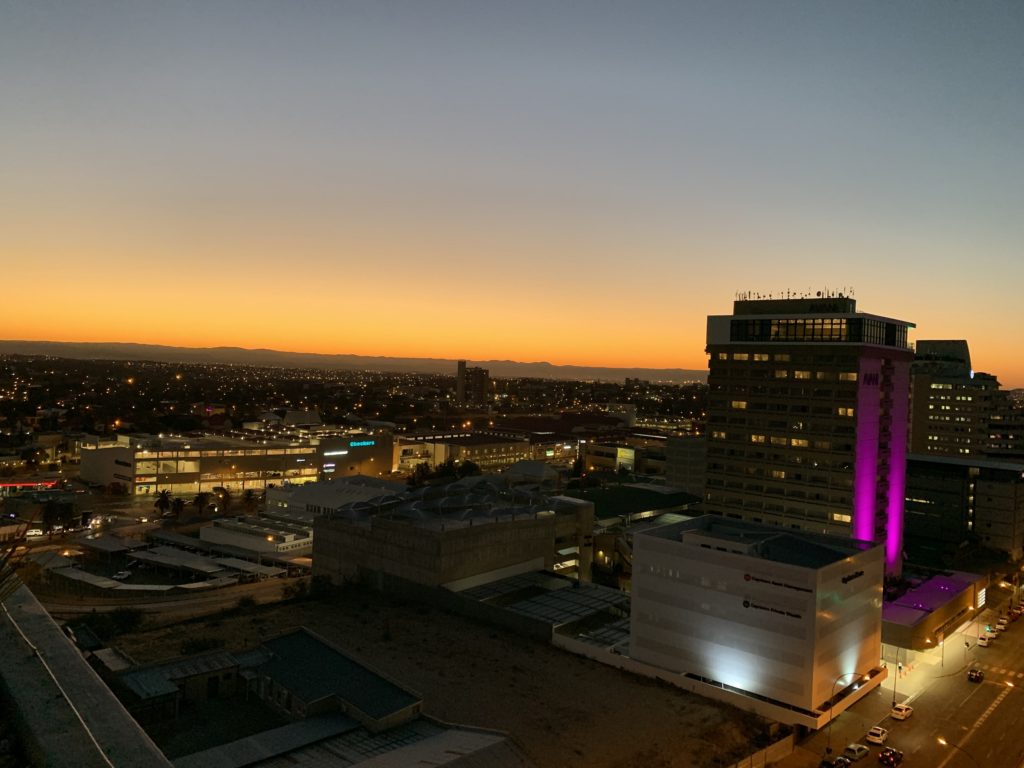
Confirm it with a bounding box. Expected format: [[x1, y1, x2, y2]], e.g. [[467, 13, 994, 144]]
[[826, 671, 871, 755], [937, 737, 979, 767]]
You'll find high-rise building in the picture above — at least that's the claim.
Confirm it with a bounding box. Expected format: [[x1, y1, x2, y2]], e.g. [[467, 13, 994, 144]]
[[908, 340, 1001, 457], [704, 295, 914, 574], [455, 360, 490, 406]]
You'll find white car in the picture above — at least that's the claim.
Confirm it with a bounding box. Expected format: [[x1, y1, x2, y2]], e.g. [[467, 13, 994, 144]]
[[979, 634, 994, 647], [112, 571, 132, 580], [866, 726, 888, 745], [843, 743, 870, 761], [890, 703, 913, 720]]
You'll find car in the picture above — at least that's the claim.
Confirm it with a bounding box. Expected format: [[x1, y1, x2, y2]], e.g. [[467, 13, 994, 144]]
[[865, 726, 888, 745], [978, 634, 992, 646], [968, 668, 985, 682], [843, 743, 870, 761], [878, 746, 904, 766], [820, 757, 853, 768], [112, 570, 131, 580], [889, 703, 913, 720]]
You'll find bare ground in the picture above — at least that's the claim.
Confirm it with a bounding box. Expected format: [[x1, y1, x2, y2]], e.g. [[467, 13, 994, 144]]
[[113, 586, 765, 768]]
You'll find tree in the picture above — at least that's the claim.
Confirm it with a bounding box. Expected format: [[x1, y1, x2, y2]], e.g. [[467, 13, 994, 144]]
[[192, 492, 212, 517], [407, 462, 431, 487], [170, 498, 186, 521], [215, 487, 232, 514], [241, 489, 258, 515], [153, 490, 172, 517], [456, 460, 481, 479]]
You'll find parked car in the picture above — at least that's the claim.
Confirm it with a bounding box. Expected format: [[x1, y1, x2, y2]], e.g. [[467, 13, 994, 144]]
[[968, 668, 985, 682], [820, 757, 853, 768], [865, 726, 888, 745], [843, 743, 870, 761], [978, 634, 992, 647], [878, 746, 904, 766], [112, 570, 131, 580], [997, 617, 1009, 630], [889, 703, 913, 720]]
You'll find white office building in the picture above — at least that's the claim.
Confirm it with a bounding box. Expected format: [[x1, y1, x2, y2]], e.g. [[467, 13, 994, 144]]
[[630, 515, 886, 727]]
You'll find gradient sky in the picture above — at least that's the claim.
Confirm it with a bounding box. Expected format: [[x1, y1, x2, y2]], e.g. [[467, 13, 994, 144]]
[[2, 2, 1022, 384]]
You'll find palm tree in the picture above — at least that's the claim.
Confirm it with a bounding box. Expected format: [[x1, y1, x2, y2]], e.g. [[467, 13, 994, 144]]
[[170, 498, 186, 521], [192, 492, 212, 517], [153, 490, 172, 517]]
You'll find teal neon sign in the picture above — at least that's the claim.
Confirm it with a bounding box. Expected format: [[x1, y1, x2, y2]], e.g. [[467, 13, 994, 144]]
[[349, 440, 376, 447]]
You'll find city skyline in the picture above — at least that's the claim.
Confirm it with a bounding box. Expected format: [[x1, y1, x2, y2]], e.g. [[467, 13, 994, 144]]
[[3, 2, 1022, 385]]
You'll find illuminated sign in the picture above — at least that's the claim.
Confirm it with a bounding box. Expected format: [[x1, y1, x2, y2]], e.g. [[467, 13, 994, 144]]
[[349, 440, 375, 447], [323, 450, 349, 456], [545, 450, 555, 457]]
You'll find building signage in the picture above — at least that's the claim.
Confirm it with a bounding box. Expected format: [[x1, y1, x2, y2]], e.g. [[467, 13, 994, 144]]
[[349, 440, 375, 448]]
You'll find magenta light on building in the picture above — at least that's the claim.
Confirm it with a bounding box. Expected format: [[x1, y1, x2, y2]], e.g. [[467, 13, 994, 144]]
[[705, 291, 914, 575]]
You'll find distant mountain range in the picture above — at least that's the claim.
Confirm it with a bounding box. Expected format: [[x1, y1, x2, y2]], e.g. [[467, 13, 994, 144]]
[[0, 340, 707, 383]]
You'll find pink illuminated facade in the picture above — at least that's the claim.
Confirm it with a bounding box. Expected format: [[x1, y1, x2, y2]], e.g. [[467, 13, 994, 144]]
[[705, 296, 914, 575]]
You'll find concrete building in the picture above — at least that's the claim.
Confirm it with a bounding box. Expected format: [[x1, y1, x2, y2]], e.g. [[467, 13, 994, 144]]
[[909, 340, 1001, 458], [704, 295, 914, 575], [630, 515, 886, 727], [905, 454, 1024, 563], [314, 478, 594, 588]]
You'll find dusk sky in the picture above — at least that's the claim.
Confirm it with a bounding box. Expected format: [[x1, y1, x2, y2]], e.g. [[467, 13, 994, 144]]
[[3, 2, 1022, 384]]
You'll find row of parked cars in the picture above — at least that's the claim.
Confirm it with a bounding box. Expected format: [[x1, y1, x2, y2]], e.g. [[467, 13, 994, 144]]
[[820, 703, 914, 766]]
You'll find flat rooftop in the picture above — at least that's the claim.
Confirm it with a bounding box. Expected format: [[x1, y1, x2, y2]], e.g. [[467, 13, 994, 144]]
[[640, 515, 876, 569]]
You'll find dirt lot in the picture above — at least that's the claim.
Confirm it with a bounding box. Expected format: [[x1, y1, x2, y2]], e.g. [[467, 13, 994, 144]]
[[113, 585, 768, 768]]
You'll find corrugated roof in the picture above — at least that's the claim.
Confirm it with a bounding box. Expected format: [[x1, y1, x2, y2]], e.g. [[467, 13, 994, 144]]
[[260, 629, 420, 720]]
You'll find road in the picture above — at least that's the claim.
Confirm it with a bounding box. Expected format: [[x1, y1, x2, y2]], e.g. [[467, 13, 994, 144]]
[[780, 606, 1024, 767]]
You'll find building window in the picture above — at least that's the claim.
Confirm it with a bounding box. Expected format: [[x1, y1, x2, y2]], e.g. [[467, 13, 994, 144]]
[[753, 353, 770, 361], [731, 400, 748, 409], [794, 371, 811, 380], [837, 407, 855, 417], [733, 353, 749, 361], [751, 434, 766, 444], [791, 438, 809, 448], [774, 370, 789, 379], [839, 372, 858, 381]]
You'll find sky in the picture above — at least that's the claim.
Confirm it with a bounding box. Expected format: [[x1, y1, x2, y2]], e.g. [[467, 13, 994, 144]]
[[2, 1, 1022, 385]]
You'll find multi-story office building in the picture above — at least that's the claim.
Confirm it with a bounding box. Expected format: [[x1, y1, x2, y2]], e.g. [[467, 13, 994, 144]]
[[396, 433, 531, 473], [704, 295, 914, 574], [909, 340, 1001, 458], [80, 435, 319, 495], [630, 515, 885, 727], [905, 454, 1024, 563]]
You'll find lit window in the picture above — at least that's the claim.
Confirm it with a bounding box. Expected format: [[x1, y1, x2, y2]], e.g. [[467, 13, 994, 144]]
[[832, 513, 851, 523], [717, 352, 728, 360], [712, 431, 726, 440], [731, 400, 748, 409], [771, 470, 786, 479], [794, 371, 811, 379], [837, 407, 855, 417], [774, 353, 791, 362], [839, 372, 858, 381], [791, 438, 809, 447], [775, 370, 789, 379], [751, 434, 766, 444], [733, 353, 749, 361], [753, 353, 770, 361]]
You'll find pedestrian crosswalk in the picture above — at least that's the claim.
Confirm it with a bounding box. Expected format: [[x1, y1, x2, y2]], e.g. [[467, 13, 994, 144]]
[[971, 663, 1024, 678]]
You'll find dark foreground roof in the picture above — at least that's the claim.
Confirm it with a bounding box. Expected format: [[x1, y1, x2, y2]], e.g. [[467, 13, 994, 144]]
[[260, 628, 420, 720]]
